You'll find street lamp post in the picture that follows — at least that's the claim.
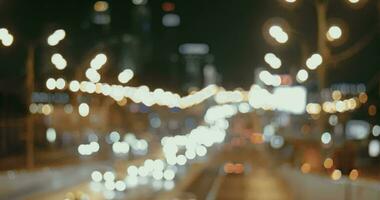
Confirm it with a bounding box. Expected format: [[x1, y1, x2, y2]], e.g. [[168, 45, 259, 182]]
[[25, 45, 35, 169], [315, 0, 331, 132], [24, 29, 65, 169], [316, 0, 330, 91]]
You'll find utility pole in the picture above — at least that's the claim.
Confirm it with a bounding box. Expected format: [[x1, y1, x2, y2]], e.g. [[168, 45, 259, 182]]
[[25, 45, 35, 169], [315, 0, 331, 133], [316, 0, 330, 91]]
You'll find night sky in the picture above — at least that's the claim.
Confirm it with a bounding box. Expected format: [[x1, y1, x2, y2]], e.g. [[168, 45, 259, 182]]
[[0, 0, 379, 93]]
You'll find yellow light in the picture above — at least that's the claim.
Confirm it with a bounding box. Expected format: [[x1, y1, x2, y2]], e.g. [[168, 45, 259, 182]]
[[285, 0, 296, 3], [335, 100, 346, 113], [56, 78, 66, 90], [54, 29, 65, 39], [69, 80, 80, 92], [37, 104, 43, 114], [358, 92, 368, 103], [327, 25, 342, 41], [84, 82, 95, 94], [80, 81, 87, 92], [78, 103, 90, 117], [132, 0, 147, 5], [46, 128, 57, 143], [42, 104, 53, 115], [332, 90, 342, 101], [268, 25, 288, 44], [90, 53, 107, 70], [264, 53, 282, 69], [301, 163, 311, 174], [1, 34, 13, 46], [57, 74, 308, 109], [46, 78, 56, 90], [51, 53, 67, 70], [322, 102, 335, 113], [29, 103, 38, 113], [349, 169, 359, 180], [323, 158, 333, 169], [214, 90, 244, 104], [348, 0, 360, 3], [51, 53, 60, 62], [369, 105, 377, 116], [306, 53, 323, 70], [0, 28, 14, 46], [306, 103, 321, 115], [94, 1, 109, 12], [85, 68, 101, 83], [331, 169, 342, 181], [0, 28, 9, 38], [95, 83, 102, 94], [347, 98, 357, 110], [117, 98, 128, 106], [296, 69, 308, 83], [118, 69, 134, 84], [258, 70, 282, 86], [47, 29, 66, 46]]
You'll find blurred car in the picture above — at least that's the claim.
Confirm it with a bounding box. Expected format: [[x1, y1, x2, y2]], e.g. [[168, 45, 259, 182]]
[[223, 162, 249, 175]]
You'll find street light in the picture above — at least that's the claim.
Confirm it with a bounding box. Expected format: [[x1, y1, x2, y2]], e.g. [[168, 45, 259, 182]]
[[90, 53, 107, 70], [326, 19, 349, 46], [47, 29, 65, 46], [46, 128, 57, 143], [85, 68, 101, 83], [78, 103, 90, 117], [296, 69, 308, 83], [0, 28, 14, 47], [51, 53, 67, 70], [94, 1, 109, 12], [268, 25, 289, 44], [306, 53, 323, 70], [259, 70, 281, 86], [278, 0, 300, 8], [69, 80, 80, 92], [118, 69, 134, 84], [345, 0, 367, 9], [347, 0, 360, 4], [264, 53, 282, 69], [56, 78, 66, 90], [46, 78, 56, 90], [326, 25, 342, 41], [132, 0, 147, 6], [321, 132, 332, 144], [263, 18, 290, 46]]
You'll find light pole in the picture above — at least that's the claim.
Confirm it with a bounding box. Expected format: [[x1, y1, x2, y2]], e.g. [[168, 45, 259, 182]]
[[24, 28, 67, 169], [315, 0, 330, 90], [25, 45, 35, 169], [275, 0, 376, 89]]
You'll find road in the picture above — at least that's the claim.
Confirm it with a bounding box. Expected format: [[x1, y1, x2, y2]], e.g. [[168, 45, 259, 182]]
[[0, 144, 293, 200], [0, 147, 163, 200], [5, 143, 380, 200], [0, 162, 105, 200], [184, 145, 292, 200]]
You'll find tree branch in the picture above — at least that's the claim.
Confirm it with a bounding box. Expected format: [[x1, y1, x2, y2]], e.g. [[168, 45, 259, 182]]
[[329, 26, 379, 66]]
